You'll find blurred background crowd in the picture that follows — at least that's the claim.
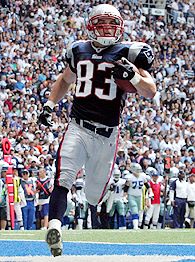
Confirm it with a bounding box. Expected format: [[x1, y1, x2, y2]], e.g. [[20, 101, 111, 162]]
[[0, 0, 194, 231]]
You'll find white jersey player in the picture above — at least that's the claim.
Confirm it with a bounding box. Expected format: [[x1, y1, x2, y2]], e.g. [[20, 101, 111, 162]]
[[98, 169, 126, 229], [125, 163, 150, 229]]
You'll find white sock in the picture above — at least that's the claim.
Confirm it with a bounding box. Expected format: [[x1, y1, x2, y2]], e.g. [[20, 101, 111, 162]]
[[133, 219, 139, 230], [119, 226, 126, 230], [48, 219, 62, 233], [77, 219, 83, 230]]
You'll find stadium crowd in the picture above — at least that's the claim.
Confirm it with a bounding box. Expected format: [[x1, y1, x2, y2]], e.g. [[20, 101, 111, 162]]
[[0, 0, 194, 231]]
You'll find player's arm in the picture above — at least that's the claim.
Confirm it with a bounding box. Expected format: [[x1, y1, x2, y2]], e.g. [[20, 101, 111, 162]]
[[39, 66, 76, 126], [131, 68, 156, 99], [124, 180, 130, 193], [112, 42, 156, 99], [144, 180, 150, 190], [112, 58, 156, 99], [49, 66, 76, 104]]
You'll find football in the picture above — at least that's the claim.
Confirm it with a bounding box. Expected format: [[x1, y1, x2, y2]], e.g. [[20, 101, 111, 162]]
[[114, 61, 140, 93]]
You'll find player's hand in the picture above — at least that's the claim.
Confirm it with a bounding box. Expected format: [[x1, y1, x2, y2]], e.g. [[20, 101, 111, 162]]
[[112, 57, 135, 80], [110, 183, 116, 191], [38, 105, 53, 127]]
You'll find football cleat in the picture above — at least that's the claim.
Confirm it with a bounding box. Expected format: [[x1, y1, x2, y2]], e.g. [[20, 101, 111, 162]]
[[46, 219, 63, 257]]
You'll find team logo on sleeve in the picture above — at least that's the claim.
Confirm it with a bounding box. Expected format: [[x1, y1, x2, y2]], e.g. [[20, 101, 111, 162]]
[[143, 49, 154, 64]]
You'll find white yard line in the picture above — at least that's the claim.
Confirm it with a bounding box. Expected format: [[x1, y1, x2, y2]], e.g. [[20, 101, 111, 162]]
[[1, 233, 35, 236], [0, 255, 195, 262]]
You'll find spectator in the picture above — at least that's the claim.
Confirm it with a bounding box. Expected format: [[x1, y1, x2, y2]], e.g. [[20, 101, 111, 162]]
[[21, 169, 36, 230], [36, 168, 53, 230], [169, 170, 188, 228], [144, 168, 163, 229], [7, 167, 25, 230], [185, 172, 195, 228], [0, 168, 7, 230]]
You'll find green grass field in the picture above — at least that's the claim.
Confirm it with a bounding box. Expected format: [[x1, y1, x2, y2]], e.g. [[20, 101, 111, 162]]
[[0, 229, 195, 244]]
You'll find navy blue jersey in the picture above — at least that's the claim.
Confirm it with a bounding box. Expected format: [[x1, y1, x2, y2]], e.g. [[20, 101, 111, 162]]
[[66, 40, 154, 127]]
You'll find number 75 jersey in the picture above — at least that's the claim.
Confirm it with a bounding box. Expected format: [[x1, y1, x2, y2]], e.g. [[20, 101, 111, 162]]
[[65, 40, 154, 127], [126, 172, 147, 196]]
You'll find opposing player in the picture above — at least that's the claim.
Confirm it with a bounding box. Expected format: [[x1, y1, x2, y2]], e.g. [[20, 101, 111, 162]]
[[124, 163, 150, 230], [98, 168, 126, 229], [38, 4, 156, 256]]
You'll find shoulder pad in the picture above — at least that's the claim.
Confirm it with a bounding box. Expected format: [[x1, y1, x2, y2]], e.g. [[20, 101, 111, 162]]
[[128, 42, 154, 70]]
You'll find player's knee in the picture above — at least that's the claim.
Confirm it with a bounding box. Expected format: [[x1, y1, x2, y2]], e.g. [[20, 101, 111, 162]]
[[132, 214, 139, 220]]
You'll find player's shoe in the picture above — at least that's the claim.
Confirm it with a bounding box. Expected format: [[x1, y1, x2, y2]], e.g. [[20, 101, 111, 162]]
[[46, 219, 63, 257], [184, 218, 191, 228]]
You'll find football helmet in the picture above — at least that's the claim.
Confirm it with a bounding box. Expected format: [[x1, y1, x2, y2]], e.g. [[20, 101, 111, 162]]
[[122, 170, 130, 179], [130, 163, 142, 175], [87, 4, 124, 46], [113, 168, 121, 181]]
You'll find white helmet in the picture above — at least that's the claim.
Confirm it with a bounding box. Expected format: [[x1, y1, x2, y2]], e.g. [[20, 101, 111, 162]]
[[122, 170, 131, 179], [113, 168, 121, 181], [87, 4, 124, 46], [130, 163, 142, 174]]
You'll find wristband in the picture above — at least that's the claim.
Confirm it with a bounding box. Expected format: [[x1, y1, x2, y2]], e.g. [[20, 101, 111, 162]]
[[129, 72, 141, 86], [44, 100, 55, 110]]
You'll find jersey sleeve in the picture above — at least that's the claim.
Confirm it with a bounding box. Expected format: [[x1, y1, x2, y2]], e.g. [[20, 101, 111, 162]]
[[127, 42, 154, 70]]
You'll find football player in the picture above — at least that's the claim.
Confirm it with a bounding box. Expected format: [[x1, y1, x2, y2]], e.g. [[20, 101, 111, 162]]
[[74, 175, 88, 230], [39, 4, 156, 256], [98, 168, 126, 229], [124, 163, 151, 230]]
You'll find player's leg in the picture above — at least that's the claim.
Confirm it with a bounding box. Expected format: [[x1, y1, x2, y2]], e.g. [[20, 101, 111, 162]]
[[138, 210, 144, 228], [128, 195, 139, 230], [46, 122, 88, 256], [116, 200, 126, 229], [108, 202, 116, 229], [84, 127, 118, 205], [139, 188, 146, 228]]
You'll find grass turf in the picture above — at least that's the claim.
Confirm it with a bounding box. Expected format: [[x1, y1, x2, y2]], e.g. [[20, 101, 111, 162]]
[[0, 229, 195, 244]]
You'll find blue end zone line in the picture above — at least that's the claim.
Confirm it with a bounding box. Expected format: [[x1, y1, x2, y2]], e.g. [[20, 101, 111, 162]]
[[0, 240, 195, 257]]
